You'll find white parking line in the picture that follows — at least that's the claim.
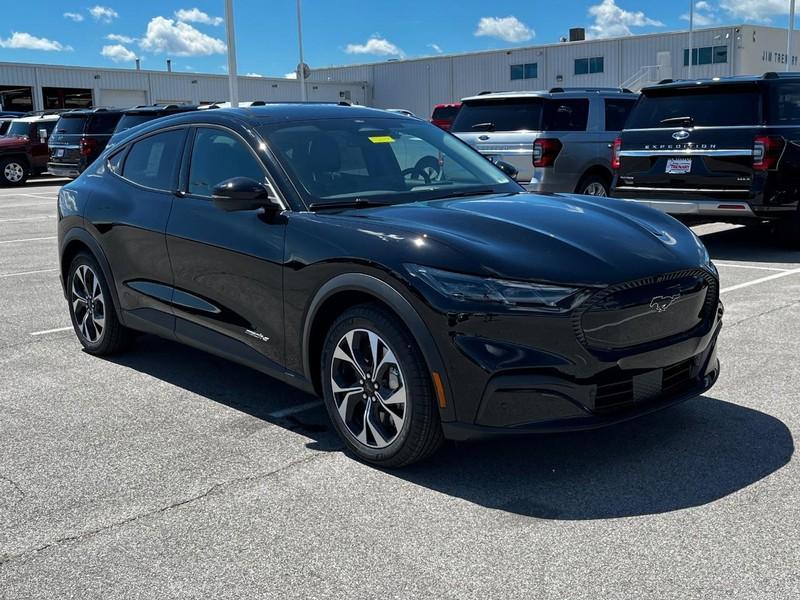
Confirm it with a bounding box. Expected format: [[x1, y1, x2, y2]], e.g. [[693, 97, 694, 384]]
[[714, 262, 790, 273], [0, 236, 57, 245], [268, 400, 323, 418], [30, 326, 72, 336], [0, 215, 55, 223], [720, 268, 800, 294], [0, 268, 58, 279], [0, 201, 55, 209]]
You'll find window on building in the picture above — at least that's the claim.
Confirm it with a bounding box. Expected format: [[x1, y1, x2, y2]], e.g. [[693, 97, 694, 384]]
[[684, 45, 728, 66], [510, 63, 538, 80], [42, 87, 93, 109], [575, 57, 604, 75]]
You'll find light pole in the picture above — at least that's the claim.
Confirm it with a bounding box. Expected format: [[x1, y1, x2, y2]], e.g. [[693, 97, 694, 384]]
[[296, 0, 307, 101], [688, 0, 694, 78], [225, 0, 239, 107], [788, 0, 797, 72]]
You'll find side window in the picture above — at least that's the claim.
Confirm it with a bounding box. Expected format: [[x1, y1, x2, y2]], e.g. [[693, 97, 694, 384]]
[[604, 99, 636, 131], [88, 113, 123, 134], [188, 128, 265, 197], [543, 99, 589, 131], [108, 148, 126, 174], [121, 129, 184, 191]]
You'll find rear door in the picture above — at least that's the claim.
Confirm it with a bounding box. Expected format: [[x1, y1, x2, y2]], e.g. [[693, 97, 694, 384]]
[[451, 97, 542, 183], [615, 84, 762, 196], [30, 120, 57, 171]]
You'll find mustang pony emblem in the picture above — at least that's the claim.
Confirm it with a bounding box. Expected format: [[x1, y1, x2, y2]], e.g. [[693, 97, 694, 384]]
[[650, 294, 680, 312]]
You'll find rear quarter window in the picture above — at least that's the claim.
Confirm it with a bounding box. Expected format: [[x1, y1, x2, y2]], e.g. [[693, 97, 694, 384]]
[[451, 99, 543, 132], [626, 85, 762, 128], [542, 99, 589, 131], [604, 98, 637, 131], [767, 82, 800, 124], [88, 113, 123, 134]]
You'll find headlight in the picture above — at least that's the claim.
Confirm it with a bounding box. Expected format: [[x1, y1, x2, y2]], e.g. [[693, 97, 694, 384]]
[[405, 264, 582, 311]]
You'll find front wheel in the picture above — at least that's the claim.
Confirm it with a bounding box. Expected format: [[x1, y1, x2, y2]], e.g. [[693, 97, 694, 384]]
[[0, 158, 28, 186], [321, 304, 443, 467]]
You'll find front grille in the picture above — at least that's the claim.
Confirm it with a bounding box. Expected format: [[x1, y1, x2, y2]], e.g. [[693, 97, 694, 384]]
[[576, 269, 718, 351], [594, 358, 696, 413]]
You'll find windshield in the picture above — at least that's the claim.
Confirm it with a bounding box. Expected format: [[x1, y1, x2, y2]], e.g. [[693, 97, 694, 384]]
[[260, 117, 520, 207], [6, 121, 30, 137], [626, 85, 762, 128]]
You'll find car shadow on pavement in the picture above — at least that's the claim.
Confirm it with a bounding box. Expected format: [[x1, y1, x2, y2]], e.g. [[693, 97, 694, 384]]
[[394, 396, 794, 520], [105, 336, 793, 521], [699, 224, 800, 264]]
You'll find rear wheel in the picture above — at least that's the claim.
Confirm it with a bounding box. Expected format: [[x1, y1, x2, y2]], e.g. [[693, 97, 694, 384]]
[[67, 252, 134, 355], [320, 304, 443, 467], [576, 172, 610, 197], [0, 158, 28, 186]]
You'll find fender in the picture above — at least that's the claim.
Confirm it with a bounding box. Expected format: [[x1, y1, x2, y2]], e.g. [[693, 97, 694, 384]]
[[301, 272, 456, 422], [59, 227, 126, 327]]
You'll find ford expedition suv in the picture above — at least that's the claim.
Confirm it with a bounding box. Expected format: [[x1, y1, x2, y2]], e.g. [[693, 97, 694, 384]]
[[48, 108, 124, 178], [611, 73, 800, 244], [452, 88, 638, 196]]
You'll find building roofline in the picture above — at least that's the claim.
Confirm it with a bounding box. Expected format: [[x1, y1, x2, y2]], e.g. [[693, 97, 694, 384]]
[[311, 23, 783, 72]]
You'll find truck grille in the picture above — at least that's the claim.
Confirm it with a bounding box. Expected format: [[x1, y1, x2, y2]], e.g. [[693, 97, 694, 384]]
[[576, 269, 718, 351]]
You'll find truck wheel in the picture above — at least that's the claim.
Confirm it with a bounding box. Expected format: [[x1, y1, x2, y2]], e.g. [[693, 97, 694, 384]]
[[576, 172, 610, 197], [0, 158, 28, 187]]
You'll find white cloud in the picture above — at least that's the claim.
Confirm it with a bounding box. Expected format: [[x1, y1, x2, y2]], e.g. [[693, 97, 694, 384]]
[[106, 33, 135, 44], [719, 0, 789, 22], [474, 16, 534, 43], [139, 16, 226, 56], [89, 5, 119, 23], [175, 8, 224, 26], [587, 0, 663, 38], [285, 71, 298, 79], [429, 43, 443, 54], [0, 32, 72, 51], [680, 1, 719, 26], [63, 12, 84, 22], [101, 44, 136, 62], [245, 72, 263, 77], [345, 37, 404, 57]]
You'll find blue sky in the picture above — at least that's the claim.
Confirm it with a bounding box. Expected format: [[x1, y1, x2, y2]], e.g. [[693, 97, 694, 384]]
[[0, 1, 794, 77]]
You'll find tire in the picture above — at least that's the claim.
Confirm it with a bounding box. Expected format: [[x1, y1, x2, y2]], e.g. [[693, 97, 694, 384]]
[[320, 303, 443, 467], [0, 157, 28, 187], [576, 172, 610, 197], [67, 252, 134, 355]]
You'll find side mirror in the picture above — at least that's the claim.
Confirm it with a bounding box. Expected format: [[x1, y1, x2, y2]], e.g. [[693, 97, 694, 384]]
[[495, 160, 519, 180], [38, 128, 49, 144], [212, 177, 280, 212]]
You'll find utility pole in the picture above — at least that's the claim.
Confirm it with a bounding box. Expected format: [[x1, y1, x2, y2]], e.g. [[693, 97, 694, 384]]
[[788, 0, 797, 72], [296, 0, 307, 101], [225, 0, 239, 107], [688, 0, 694, 78]]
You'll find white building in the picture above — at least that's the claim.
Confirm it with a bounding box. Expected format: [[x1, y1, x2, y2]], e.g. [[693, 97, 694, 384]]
[[0, 61, 368, 113], [310, 24, 800, 118]]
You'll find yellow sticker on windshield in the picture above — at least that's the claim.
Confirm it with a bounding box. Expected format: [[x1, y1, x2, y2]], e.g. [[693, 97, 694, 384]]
[[368, 135, 395, 143]]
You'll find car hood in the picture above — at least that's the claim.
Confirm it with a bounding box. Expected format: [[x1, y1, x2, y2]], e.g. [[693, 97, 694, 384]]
[[340, 193, 710, 286]]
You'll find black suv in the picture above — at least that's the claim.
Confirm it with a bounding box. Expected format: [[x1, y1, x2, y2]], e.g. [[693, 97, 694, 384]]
[[48, 108, 124, 178], [611, 73, 800, 244], [109, 104, 201, 145], [58, 105, 721, 466]]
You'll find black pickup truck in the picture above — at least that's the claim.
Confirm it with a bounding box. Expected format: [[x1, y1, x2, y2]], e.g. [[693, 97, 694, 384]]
[[611, 72, 800, 245]]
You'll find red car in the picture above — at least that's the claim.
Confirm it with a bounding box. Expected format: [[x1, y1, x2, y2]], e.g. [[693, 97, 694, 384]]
[[430, 103, 461, 130], [0, 114, 59, 186]]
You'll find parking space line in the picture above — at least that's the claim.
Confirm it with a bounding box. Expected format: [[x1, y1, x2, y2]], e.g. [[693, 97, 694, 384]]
[[30, 326, 72, 336], [0, 215, 55, 223], [0, 236, 57, 245], [0, 201, 55, 209], [268, 400, 323, 418], [720, 268, 800, 294], [714, 262, 791, 272], [0, 268, 58, 279]]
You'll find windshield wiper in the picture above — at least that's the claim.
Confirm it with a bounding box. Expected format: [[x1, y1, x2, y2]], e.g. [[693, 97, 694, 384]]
[[470, 122, 496, 131], [308, 199, 393, 211], [429, 188, 499, 200], [659, 116, 694, 126]]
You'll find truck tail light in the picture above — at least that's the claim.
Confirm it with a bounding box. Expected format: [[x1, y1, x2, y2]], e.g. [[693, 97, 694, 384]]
[[611, 137, 622, 170], [533, 138, 562, 168], [80, 137, 97, 157], [753, 135, 784, 171]]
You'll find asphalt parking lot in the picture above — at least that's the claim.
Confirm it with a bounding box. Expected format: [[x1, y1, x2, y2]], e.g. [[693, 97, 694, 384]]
[[0, 181, 797, 599]]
